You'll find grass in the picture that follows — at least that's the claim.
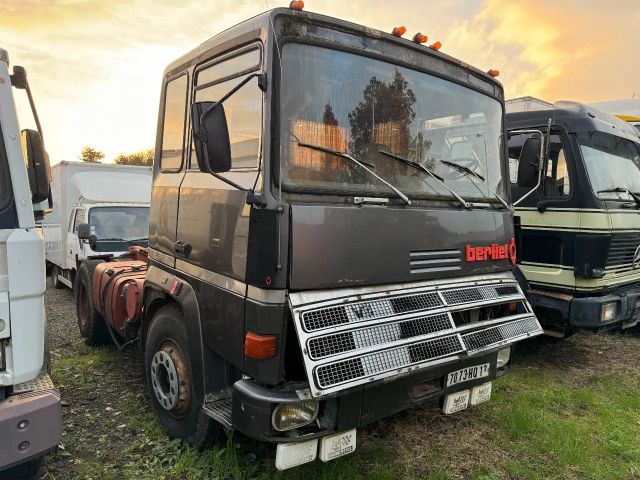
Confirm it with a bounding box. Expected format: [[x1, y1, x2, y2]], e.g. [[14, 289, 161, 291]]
[[43, 334, 640, 480]]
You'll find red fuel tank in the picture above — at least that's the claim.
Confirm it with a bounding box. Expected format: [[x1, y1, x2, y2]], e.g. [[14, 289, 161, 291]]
[[92, 260, 147, 336]]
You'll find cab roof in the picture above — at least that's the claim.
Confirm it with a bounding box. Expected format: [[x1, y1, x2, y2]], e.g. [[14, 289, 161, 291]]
[[507, 101, 640, 143], [164, 8, 502, 94]]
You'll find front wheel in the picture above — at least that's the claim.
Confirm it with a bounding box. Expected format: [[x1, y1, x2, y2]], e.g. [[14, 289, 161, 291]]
[[145, 304, 224, 447]]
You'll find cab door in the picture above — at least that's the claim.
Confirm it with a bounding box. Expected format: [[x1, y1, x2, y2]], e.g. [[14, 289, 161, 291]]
[[175, 46, 263, 367], [509, 129, 576, 290], [148, 74, 189, 268], [66, 207, 84, 269]]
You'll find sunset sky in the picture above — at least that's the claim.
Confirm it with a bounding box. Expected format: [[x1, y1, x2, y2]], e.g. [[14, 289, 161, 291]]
[[1, 0, 638, 163]]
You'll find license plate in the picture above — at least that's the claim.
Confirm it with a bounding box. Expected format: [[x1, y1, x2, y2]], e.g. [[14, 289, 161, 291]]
[[319, 429, 357, 462], [446, 363, 490, 387], [275, 439, 318, 470], [443, 389, 470, 414]]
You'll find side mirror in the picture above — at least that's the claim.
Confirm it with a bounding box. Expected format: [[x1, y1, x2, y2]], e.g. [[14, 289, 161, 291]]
[[21, 129, 51, 203], [191, 101, 232, 174], [517, 137, 541, 188], [77, 223, 91, 240]]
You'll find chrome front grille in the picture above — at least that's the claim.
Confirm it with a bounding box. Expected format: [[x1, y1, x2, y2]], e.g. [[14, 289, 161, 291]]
[[289, 274, 543, 397]]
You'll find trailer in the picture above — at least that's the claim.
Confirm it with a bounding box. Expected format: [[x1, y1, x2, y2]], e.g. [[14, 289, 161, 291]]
[[589, 98, 640, 130], [75, 5, 543, 470], [507, 101, 640, 336], [42, 161, 151, 289], [0, 47, 62, 479]]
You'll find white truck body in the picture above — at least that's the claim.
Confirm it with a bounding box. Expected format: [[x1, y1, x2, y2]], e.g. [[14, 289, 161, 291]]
[[505, 96, 553, 113], [0, 47, 61, 477], [42, 161, 151, 288], [589, 98, 640, 127]]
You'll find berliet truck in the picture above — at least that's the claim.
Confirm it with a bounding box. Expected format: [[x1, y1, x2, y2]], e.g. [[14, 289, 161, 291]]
[[507, 102, 640, 336], [0, 48, 62, 478], [43, 161, 151, 289], [74, 6, 543, 470]]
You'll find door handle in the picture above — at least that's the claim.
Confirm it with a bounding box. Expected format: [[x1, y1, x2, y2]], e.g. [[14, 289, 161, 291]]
[[174, 241, 192, 258]]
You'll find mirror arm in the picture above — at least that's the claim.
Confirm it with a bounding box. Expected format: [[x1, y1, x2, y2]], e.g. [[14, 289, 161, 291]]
[[208, 171, 248, 192], [201, 72, 266, 122], [512, 124, 549, 207]]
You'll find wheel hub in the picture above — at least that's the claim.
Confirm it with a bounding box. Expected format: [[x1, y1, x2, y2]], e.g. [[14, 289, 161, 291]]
[[150, 340, 191, 417]]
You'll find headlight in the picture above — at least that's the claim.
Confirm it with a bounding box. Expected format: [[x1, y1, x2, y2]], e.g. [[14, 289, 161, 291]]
[[272, 400, 319, 432], [496, 346, 511, 369], [600, 302, 618, 323]]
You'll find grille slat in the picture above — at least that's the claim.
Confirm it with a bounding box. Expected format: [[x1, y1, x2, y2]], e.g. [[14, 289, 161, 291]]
[[410, 249, 462, 274], [462, 317, 542, 352], [315, 334, 464, 389], [307, 312, 453, 360]]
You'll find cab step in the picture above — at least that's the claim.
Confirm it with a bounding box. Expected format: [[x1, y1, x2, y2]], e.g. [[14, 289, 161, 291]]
[[203, 397, 232, 428]]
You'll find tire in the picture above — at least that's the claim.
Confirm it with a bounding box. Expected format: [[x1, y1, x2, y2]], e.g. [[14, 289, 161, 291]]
[[50, 265, 64, 289], [0, 458, 41, 480], [145, 304, 224, 447], [75, 259, 110, 345]]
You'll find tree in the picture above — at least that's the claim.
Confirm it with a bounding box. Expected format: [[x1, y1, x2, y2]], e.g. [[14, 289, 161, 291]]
[[113, 148, 154, 166], [79, 146, 105, 163]]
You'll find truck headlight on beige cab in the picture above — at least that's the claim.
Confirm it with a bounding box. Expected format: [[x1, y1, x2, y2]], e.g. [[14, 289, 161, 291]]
[[272, 400, 319, 432], [600, 302, 618, 323]]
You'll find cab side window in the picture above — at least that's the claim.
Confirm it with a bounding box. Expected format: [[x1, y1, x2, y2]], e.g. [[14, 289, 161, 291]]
[[160, 75, 188, 171], [72, 208, 85, 233], [544, 143, 570, 198], [192, 49, 262, 170], [508, 131, 571, 200]]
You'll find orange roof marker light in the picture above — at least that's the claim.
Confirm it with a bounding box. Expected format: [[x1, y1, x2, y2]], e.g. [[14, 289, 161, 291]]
[[413, 33, 428, 44], [289, 0, 304, 10], [487, 69, 500, 78], [392, 26, 407, 37], [429, 41, 442, 51]]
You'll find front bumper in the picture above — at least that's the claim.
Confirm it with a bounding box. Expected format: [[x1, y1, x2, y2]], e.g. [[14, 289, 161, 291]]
[[231, 350, 507, 443], [0, 373, 62, 472], [529, 285, 640, 330]]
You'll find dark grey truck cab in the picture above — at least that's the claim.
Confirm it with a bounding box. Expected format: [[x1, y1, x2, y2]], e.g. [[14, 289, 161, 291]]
[[142, 7, 542, 469]]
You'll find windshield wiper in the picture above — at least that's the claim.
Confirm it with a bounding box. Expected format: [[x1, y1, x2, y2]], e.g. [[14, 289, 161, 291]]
[[377, 150, 470, 208], [297, 142, 411, 205], [440, 160, 509, 209], [597, 187, 640, 207]]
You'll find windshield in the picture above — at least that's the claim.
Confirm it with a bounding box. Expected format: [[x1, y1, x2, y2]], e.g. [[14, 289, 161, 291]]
[[89, 206, 149, 241], [278, 43, 506, 201], [579, 131, 640, 200]]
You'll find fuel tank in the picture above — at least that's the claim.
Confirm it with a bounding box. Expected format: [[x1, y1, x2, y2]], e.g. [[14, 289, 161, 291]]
[[92, 260, 146, 337]]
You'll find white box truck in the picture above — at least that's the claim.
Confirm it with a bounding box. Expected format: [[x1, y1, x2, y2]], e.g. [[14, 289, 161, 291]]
[[42, 161, 151, 289], [0, 47, 62, 479]]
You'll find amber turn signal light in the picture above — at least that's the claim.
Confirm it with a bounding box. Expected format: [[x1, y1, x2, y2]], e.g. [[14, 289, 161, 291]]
[[429, 41, 442, 51], [392, 26, 407, 37], [487, 69, 500, 78], [413, 33, 428, 44], [289, 0, 304, 10], [245, 332, 277, 359]]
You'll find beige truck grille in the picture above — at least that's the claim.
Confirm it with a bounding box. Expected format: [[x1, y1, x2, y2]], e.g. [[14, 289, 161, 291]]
[[289, 274, 542, 397]]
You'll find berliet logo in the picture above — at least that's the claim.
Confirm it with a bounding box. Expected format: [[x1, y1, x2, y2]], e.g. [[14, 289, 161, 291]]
[[633, 245, 640, 269]]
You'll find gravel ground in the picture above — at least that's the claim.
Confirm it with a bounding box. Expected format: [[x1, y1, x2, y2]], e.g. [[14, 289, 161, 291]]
[[37, 278, 640, 479], [42, 281, 151, 479]]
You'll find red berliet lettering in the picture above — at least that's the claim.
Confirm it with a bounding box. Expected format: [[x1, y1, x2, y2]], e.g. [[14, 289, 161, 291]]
[[466, 238, 516, 265]]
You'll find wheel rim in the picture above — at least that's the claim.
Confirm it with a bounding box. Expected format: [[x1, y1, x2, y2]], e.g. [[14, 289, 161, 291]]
[[150, 340, 191, 417], [77, 282, 88, 328]]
